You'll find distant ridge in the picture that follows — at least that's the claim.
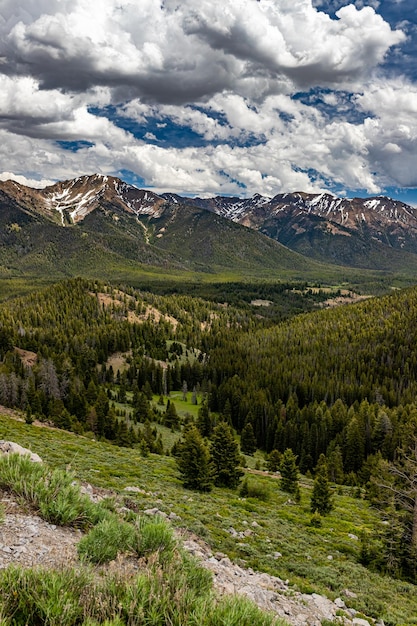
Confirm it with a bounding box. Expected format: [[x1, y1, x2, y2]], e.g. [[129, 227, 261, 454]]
[[2, 173, 417, 271], [0, 174, 317, 282]]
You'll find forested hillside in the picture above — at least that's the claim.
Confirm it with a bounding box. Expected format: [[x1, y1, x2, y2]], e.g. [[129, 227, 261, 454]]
[[0, 278, 246, 438], [206, 287, 417, 471], [2, 280, 417, 470], [2, 278, 417, 583]]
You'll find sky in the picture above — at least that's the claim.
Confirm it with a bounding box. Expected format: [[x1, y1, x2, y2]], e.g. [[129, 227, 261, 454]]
[[0, 0, 416, 203]]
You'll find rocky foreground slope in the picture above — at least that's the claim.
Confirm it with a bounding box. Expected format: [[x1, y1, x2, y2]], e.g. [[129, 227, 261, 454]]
[[0, 442, 382, 626]]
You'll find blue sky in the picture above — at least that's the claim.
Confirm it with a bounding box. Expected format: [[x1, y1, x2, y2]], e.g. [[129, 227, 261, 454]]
[[0, 0, 416, 203]]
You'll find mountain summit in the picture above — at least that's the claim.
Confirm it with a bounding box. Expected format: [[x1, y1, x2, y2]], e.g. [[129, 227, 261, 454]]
[[1, 173, 417, 271]]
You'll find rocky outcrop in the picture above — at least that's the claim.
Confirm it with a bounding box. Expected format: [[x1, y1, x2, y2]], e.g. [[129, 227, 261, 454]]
[[0, 491, 80, 569], [182, 537, 381, 626]]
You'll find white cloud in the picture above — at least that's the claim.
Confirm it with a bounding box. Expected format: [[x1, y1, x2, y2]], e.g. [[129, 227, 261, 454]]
[[0, 0, 414, 197], [0, 171, 55, 188], [354, 80, 417, 187], [0, 0, 405, 100]]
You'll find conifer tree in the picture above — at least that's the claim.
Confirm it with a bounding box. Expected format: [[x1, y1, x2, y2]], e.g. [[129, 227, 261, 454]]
[[196, 400, 213, 437], [142, 380, 153, 400], [327, 443, 344, 484], [210, 421, 243, 488], [134, 392, 151, 423], [176, 424, 213, 491], [115, 420, 132, 447], [266, 449, 281, 472], [344, 417, 365, 473], [280, 448, 300, 500], [95, 388, 110, 437], [240, 421, 257, 455], [311, 454, 333, 515], [164, 400, 180, 430]]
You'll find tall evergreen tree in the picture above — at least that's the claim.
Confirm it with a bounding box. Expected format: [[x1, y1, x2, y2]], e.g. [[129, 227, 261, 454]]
[[344, 417, 365, 473], [240, 421, 257, 455], [134, 392, 151, 423], [266, 449, 281, 473], [210, 422, 243, 488], [95, 388, 110, 437], [279, 448, 300, 500], [196, 400, 213, 437], [327, 443, 344, 484], [176, 425, 213, 491], [164, 400, 180, 430], [311, 454, 333, 515]]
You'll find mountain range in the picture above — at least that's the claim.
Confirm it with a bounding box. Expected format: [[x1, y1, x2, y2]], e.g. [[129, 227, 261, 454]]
[[1, 173, 417, 282]]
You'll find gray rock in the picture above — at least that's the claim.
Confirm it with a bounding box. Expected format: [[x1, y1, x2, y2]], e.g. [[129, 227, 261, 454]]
[[143, 507, 157, 515], [144, 507, 167, 517], [0, 441, 42, 463]]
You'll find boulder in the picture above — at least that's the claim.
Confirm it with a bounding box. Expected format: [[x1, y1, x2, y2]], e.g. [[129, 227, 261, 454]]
[[0, 441, 42, 463]]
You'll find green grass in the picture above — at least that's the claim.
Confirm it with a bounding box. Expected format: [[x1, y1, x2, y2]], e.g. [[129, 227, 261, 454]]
[[153, 393, 202, 420], [77, 515, 136, 564], [0, 559, 280, 626], [0, 452, 110, 529], [0, 432, 282, 626], [1, 414, 417, 625]]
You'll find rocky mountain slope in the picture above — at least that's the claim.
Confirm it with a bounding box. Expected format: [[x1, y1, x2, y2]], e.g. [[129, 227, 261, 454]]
[[2, 173, 417, 271], [192, 191, 417, 267], [0, 175, 325, 281]]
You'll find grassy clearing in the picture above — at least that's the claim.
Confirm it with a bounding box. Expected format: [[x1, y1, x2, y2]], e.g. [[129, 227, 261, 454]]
[[1, 414, 417, 624], [153, 393, 201, 420]]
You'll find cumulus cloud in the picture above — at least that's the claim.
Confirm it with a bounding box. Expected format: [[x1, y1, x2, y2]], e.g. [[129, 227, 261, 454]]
[[0, 0, 415, 197], [0, 0, 404, 101], [0, 171, 55, 188], [355, 80, 417, 187]]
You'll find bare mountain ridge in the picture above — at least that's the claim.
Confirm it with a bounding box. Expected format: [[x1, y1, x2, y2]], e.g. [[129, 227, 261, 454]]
[[0, 174, 317, 278], [2, 173, 417, 267], [187, 191, 417, 251]]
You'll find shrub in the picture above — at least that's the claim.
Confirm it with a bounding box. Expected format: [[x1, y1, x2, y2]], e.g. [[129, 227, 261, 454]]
[[309, 512, 322, 527], [239, 478, 270, 501], [0, 565, 88, 626], [0, 559, 280, 626], [0, 453, 108, 529], [134, 515, 176, 560], [77, 515, 136, 564], [178, 550, 213, 595], [208, 595, 276, 626]]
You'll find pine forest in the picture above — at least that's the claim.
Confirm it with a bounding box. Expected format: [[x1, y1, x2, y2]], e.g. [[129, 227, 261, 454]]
[[2, 276, 417, 622]]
